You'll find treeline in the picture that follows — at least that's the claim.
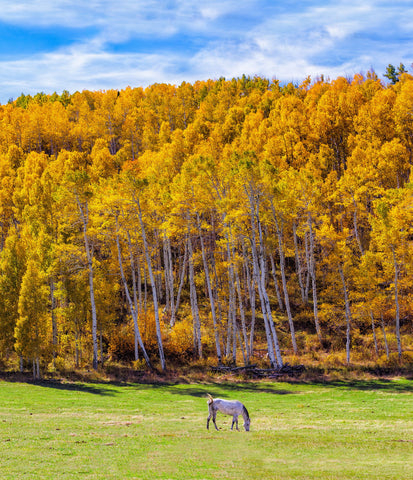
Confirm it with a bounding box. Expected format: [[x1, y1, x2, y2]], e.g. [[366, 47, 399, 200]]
[[0, 72, 413, 377]]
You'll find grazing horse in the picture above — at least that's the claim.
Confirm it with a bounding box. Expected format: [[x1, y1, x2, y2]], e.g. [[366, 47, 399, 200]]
[[207, 394, 250, 431]]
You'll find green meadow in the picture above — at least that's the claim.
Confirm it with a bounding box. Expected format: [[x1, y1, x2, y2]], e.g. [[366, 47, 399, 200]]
[[1, 377, 412, 479]]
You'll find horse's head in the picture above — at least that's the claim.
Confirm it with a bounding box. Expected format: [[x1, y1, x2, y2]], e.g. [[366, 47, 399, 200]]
[[244, 417, 250, 431]]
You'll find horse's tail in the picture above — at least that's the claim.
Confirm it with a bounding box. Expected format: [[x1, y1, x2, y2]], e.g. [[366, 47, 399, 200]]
[[207, 393, 214, 405]]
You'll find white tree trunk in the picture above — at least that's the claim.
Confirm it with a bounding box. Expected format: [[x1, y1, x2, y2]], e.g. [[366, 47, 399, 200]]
[[197, 213, 222, 364], [50, 279, 57, 368], [33, 358, 40, 380], [173, 241, 187, 318], [77, 198, 98, 370], [256, 204, 283, 367], [308, 213, 322, 344], [242, 241, 256, 356], [125, 229, 141, 352], [271, 206, 297, 354], [381, 313, 389, 359], [352, 196, 364, 256], [392, 247, 402, 358], [269, 254, 284, 311], [224, 224, 239, 363], [163, 234, 176, 326], [339, 265, 351, 365], [135, 196, 166, 371], [115, 218, 151, 368], [234, 264, 250, 364], [370, 310, 379, 357], [187, 235, 202, 358], [304, 232, 311, 302], [245, 186, 283, 368], [293, 222, 306, 303]]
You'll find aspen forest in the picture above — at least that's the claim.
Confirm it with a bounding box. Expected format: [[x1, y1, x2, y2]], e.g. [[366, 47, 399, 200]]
[[1, 71, 413, 378]]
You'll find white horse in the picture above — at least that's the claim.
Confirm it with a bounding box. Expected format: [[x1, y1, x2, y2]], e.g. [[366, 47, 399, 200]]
[[207, 394, 250, 431]]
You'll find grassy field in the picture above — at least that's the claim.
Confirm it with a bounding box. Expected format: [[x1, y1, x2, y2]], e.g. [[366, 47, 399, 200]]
[[0, 376, 412, 479]]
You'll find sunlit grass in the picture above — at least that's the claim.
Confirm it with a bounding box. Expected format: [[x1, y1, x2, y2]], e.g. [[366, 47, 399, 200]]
[[1, 378, 412, 479]]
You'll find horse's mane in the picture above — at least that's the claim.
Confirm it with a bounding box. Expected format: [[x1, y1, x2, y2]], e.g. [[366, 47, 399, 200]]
[[242, 405, 250, 419]]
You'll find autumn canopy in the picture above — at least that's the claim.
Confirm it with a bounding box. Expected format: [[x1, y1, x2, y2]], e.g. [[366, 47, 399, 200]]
[[0, 72, 412, 377]]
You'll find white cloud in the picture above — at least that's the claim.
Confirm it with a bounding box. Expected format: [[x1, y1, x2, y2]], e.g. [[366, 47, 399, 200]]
[[0, 0, 412, 102], [0, 46, 186, 99], [0, 1, 209, 35]]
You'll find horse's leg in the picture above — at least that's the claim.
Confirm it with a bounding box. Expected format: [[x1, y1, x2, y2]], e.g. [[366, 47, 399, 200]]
[[212, 411, 219, 431], [207, 404, 215, 430], [242, 412, 250, 431], [231, 415, 239, 431]]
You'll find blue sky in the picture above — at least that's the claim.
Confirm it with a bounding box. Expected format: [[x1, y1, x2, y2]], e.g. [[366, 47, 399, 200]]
[[0, 0, 412, 103]]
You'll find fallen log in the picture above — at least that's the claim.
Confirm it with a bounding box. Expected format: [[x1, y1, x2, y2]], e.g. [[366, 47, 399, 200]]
[[210, 364, 257, 373], [210, 362, 305, 377]]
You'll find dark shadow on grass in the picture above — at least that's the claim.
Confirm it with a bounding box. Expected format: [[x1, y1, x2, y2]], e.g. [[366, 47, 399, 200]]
[[33, 378, 410, 397], [34, 379, 117, 396], [0, 373, 117, 396], [1, 370, 295, 396], [124, 381, 296, 398], [31, 377, 413, 396], [3, 369, 410, 395], [290, 378, 413, 393]]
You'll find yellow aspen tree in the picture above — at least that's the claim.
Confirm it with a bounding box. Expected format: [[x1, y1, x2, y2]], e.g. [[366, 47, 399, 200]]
[[72, 171, 99, 370], [318, 219, 355, 364], [117, 87, 145, 160], [355, 251, 389, 358], [393, 77, 413, 161], [0, 147, 20, 249], [262, 167, 298, 354], [93, 176, 152, 368], [0, 233, 27, 360], [370, 187, 413, 358], [376, 139, 410, 189], [67, 91, 95, 151], [21, 103, 47, 153], [293, 167, 325, 344], [333, 152, 381, 256], [15, 258, 50, 379], [233, 153, 283, 368], [354, 87, 395, 143], [168, 164, 208, 361], [53, 151, 100, 371], [120, 172, 166, 370]]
